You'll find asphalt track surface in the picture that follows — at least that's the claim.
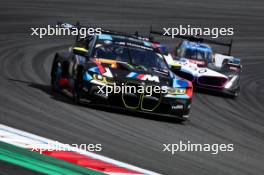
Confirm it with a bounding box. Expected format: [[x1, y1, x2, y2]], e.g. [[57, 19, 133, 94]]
[[0, 0, 264, 174], [0, 160, 44, 175]]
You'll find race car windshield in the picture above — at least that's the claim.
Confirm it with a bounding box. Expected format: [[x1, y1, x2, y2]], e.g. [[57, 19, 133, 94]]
[[94, 43, 168, 70], [180, 47, 212, 62]]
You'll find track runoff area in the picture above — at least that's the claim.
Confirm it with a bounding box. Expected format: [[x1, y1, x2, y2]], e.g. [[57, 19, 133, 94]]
[[0, 124, 160, 175]]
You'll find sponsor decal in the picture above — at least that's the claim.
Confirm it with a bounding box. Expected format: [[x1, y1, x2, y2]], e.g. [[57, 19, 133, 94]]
[[127, 72, 160, 82]]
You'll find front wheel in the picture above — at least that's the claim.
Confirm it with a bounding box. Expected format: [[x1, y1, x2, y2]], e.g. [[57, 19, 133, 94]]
[[51, 54, 70, 92], [72, 66, 84, 104], [51, 58, 62, 92], [232, 86, 240, 98]]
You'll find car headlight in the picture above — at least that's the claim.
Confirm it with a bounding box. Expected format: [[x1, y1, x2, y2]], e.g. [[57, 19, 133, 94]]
[[168, 87, 186, 95], [225, 75, 238, 89], [93, 74, 114, 84]]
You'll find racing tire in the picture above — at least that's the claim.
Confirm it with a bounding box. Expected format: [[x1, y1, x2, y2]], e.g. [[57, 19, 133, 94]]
[[50, 55, 61, 92], [231, 85, 240, 98], [72, 66, 84, 104], [51, 55, 69, 92]]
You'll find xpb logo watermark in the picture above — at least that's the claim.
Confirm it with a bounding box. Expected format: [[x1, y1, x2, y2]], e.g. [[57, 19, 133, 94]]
[[30, 25, 102, 38]]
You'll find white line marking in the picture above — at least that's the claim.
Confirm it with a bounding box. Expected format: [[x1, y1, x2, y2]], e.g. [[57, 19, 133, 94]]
[[0, 124, 161, 175]]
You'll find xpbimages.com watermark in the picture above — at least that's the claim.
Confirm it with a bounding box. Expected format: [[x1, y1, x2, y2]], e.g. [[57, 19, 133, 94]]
[[30, 141, 102, 154], [30, 25, 102, 38], [96, 83, 186, 96], [162, 25, 234, 39], [29, 24, 234, 39], [162, 141, 234, 155]]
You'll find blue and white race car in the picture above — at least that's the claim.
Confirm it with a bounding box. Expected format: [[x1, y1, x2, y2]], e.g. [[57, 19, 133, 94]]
[[165, 40, 241, 97], [149, 30, 242, 97]]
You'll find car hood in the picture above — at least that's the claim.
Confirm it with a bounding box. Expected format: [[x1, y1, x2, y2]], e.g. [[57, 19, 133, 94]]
[[87, 58, 191, 88], [176, 58, 228, 78]]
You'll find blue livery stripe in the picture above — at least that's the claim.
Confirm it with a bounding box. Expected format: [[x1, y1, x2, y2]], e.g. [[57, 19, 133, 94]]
[[98, 34, 113, 40], [89, 67, 100, 73], [127, 72, 138, 78], [173, 78, 188, 87], [143, 41, 151, 47], [83, 72, 93, 81]]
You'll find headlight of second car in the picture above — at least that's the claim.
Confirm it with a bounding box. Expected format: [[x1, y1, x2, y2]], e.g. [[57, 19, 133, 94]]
[[167, 87, 186, 95]]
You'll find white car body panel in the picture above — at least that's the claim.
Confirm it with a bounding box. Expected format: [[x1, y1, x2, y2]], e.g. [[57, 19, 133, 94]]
[[214, 53, 235, 67], [173, 58, 227, 79]]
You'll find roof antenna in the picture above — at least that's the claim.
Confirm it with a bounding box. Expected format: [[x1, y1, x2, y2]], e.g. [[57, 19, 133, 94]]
[[148, 25, 155, 42], [149, 25, 152, 39]]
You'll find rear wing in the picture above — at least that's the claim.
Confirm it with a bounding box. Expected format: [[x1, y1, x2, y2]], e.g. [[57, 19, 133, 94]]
[[149, 28, 233, 56]]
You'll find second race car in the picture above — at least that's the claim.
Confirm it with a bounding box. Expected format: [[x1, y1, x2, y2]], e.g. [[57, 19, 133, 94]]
[[150, 30, 242, 97]]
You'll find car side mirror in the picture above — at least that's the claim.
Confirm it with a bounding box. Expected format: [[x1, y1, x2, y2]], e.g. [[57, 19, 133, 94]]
[[171, 63, 181, 72], [73, 47, 88, 56]]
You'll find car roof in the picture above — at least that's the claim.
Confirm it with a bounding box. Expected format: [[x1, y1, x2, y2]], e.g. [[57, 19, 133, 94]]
[[97, 33, 159, 50]]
